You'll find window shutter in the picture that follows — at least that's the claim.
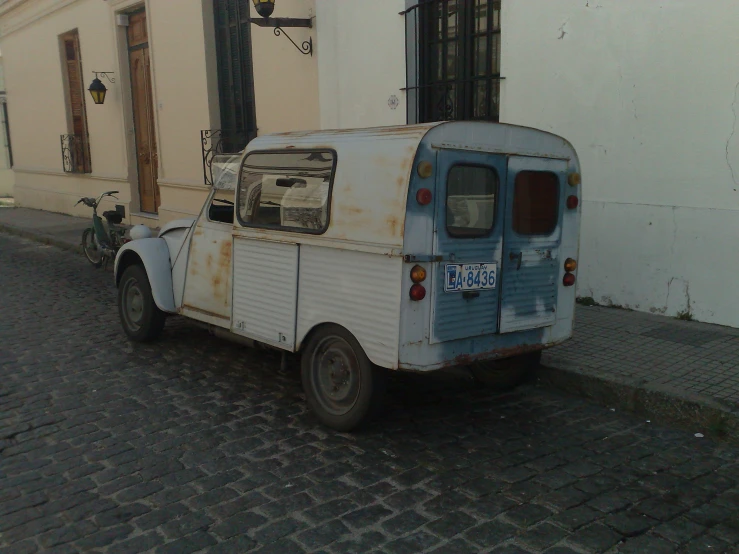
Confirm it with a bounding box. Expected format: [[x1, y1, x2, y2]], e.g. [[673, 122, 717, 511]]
[[62, 32, 91, 173]]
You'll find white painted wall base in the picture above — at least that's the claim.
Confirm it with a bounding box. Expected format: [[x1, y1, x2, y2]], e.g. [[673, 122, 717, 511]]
[[578, 201, 739, 327], [0, 168, 13, 197]]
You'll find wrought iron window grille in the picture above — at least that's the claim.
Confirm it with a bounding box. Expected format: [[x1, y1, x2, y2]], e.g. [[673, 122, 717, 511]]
[[403, 0, 504, 124], [201, 129, 254, 186], [60, 134, 92, 174]]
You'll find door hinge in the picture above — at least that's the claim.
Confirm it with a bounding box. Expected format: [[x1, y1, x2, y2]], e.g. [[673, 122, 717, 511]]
[[404, 254, 456, 263]]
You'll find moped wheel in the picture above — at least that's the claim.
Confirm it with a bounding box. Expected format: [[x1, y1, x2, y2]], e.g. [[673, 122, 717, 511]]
[[301, 325, 387, 432], [118, 264, 166, 342], [81, 228, 103, 268]]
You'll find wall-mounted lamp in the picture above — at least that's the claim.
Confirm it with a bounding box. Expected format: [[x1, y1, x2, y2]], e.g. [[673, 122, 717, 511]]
[[250, 0, 313, 57], [88, 72, 115, 105]]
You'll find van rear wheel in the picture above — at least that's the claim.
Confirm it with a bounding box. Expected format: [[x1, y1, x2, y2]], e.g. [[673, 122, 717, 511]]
[[301, 325, 387, 432], [469, 351, 542, 391]]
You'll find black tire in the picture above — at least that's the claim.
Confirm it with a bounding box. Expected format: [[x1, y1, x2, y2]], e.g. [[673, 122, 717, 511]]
[[469, 351, 542, 391], [301, 325, 387, 432], [118, 264, 166, 342], [82, 228, 103, 268]]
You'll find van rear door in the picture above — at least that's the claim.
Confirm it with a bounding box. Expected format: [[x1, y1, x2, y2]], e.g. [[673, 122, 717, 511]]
[[430, 150, 506, 343], [499, 156, 568, 333]]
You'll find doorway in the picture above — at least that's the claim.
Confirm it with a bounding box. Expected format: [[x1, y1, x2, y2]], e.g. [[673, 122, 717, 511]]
[[127, 9, 159, 214]]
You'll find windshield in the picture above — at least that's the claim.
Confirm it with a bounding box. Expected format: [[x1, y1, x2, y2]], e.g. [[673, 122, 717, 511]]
[[211, 154, 242, 191]]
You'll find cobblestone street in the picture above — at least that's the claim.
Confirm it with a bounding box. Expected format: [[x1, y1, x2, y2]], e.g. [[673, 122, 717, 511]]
[[1, 233, 738, 553]]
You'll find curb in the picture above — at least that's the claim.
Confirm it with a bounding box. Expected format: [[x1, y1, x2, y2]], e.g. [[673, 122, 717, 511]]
[[536, 361, 739, 444], [0, 222, 84, 255]]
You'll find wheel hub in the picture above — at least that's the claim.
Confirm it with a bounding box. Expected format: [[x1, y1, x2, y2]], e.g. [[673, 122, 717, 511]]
[[311, 337, 361, 416]]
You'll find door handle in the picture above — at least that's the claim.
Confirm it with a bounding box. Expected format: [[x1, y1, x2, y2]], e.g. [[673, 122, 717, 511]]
[[509, 251, 523, 270], [463, 291, 480, 300]]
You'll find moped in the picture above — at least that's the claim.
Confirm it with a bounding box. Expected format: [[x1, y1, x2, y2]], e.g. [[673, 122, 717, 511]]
[[76, 190, 128, 268]]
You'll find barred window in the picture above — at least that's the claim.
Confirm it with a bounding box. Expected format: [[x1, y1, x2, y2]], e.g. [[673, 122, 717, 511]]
[[405, 0, 502, 123]]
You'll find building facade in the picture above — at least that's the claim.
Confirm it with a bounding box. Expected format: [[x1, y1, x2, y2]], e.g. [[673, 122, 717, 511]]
[[0, 0, 318, 225], [2, 0, 739, 327]]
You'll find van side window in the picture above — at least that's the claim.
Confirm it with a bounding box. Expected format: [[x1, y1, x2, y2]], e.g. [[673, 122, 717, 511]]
[[208, 190, 235, 225], [512, 171, 559, 235], [237, 150, 336, 234], [446, 165, 498, 238]]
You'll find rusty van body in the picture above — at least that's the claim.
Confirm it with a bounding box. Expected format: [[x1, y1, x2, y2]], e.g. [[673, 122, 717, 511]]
[[114, 121, 582, 430]]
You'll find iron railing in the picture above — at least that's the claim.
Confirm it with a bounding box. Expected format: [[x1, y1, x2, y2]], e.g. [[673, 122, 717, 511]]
[[201, 129, 253, 186], [60, 134, 91, 174], [403, 0, 503, 124]]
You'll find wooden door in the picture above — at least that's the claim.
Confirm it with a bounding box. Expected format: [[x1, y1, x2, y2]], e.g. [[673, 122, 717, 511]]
[[128, 11, 159, 213]]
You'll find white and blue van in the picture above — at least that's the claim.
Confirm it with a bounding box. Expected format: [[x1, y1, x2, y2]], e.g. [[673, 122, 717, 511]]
[[115, 121, 582, 430]]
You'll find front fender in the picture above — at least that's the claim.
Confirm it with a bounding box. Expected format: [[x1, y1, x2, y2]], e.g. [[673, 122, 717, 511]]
[[114, 238, 176, 313]]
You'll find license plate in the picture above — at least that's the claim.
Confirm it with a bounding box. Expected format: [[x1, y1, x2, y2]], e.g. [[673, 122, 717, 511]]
[[445, 263, 497, 293]]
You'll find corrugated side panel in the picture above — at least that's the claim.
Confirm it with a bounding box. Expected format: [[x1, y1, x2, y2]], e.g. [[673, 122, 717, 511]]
[[297, 245, 402, 369], [232, 238, 298, 350], [499, 249, 558, 333]]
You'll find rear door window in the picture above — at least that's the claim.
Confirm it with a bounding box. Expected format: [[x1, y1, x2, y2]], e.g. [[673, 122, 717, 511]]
[[512, 171, 559, 235], [446, 165, 498, 238]]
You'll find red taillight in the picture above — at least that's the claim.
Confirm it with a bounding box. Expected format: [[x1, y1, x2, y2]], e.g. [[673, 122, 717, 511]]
[[416, 188, 433, 206], [567, 195, 579, 210], [563, 273, 576, 287], [410, 284, 426, 301]]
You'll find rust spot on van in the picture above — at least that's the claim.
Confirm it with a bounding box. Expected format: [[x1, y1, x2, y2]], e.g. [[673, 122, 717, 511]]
[[206, 253, 214, 270], [446, 344, 545, 369], [386, 215, 399, 237], [211, 239, 233, 304], [344, 206, 363, 216]]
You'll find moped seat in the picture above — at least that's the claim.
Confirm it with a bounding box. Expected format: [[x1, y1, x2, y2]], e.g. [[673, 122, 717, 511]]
[[103, 211, 123, 225]]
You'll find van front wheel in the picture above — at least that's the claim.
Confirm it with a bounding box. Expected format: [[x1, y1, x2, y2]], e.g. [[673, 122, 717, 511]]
[[118, 264, 166, 342], [301, 325, 387, 432]]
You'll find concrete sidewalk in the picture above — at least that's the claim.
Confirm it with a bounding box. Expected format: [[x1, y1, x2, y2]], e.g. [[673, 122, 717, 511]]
[[2, 205, 738, 442], [0, 203, 91, 253]]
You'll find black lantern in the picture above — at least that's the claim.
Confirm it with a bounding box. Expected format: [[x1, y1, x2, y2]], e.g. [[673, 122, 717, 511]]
[[88, 72, 115, 105], [88, 77, 107, 105], [252, 0, 275, 18]]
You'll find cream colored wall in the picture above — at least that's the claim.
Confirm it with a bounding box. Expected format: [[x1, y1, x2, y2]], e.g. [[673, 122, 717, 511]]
[[1, 0, 130, 216], [145, 0, 218, 222], [315, 0, 406, 130], [250, 0, 319, 135]]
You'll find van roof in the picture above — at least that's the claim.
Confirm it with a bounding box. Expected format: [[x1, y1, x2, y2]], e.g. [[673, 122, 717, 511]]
[[244, 122, 579, 248]]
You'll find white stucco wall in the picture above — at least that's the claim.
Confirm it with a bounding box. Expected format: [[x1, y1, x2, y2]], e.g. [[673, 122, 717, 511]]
[[315, 0, 406, 130], [500, 0, 739, 326]]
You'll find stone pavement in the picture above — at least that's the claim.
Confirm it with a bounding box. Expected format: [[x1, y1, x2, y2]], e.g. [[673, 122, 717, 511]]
[[2, 231, 739, 553]]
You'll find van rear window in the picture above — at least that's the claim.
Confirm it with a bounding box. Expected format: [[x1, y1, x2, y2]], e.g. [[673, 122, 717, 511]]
[[446, 165, 498, 238], [512, 171, 559, 235]]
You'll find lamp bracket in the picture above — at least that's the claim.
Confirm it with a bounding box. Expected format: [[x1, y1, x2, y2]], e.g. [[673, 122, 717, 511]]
[[271, 27, 312, 56], [251, 17, 312, 28], [93, 71, 116, 84]]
